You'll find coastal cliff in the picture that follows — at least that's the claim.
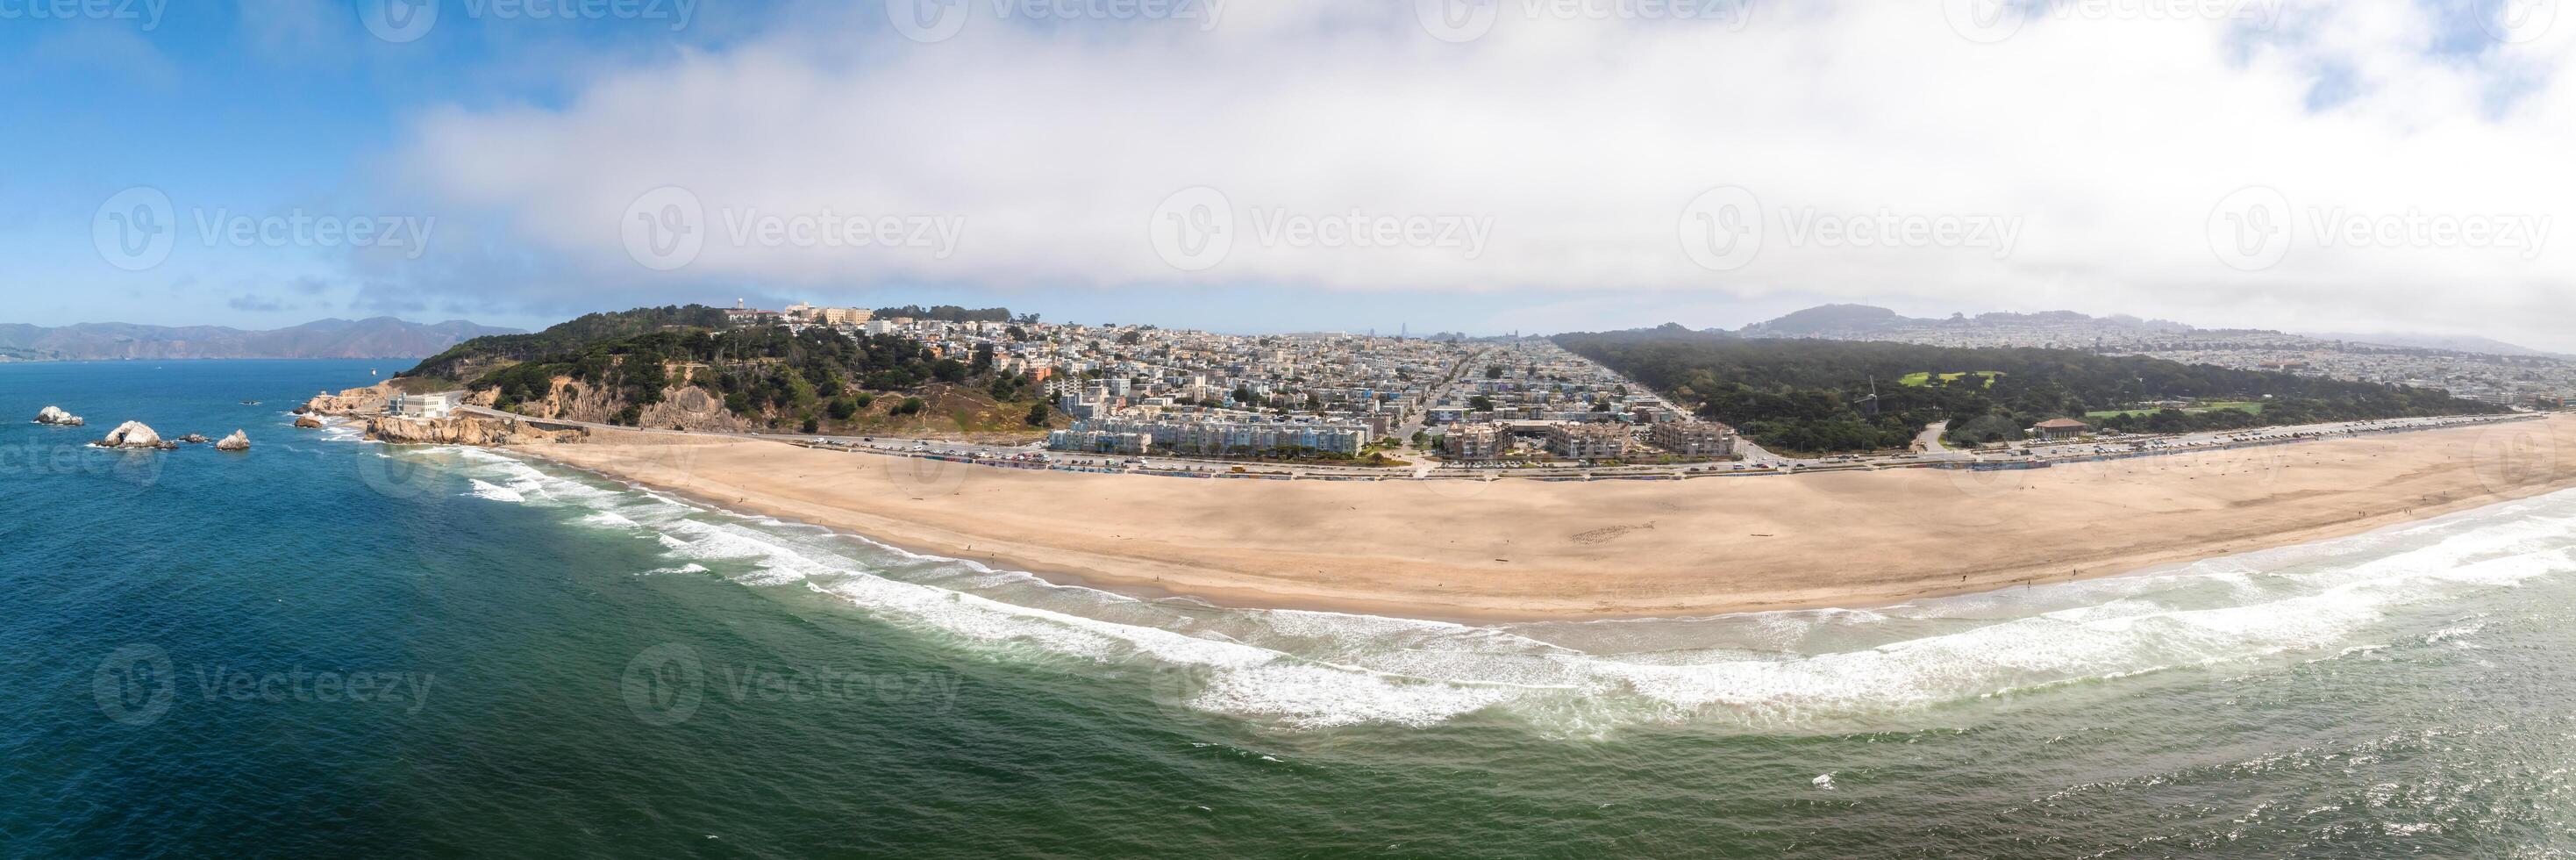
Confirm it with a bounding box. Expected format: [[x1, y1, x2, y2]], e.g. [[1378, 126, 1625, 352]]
[[472, 376, 750, 434], [299, 383, 398, 417], [367, 413, 583, 447]]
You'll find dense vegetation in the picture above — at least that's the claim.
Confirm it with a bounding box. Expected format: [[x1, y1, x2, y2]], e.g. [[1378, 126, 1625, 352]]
[[396, 306, 1047, 431], [403, 305, 731, 382], [1557, 326, 2508, 454]]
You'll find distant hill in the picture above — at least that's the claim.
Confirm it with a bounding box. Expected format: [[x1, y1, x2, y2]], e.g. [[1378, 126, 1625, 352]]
[[0, 317, 520, 362], [396, 305, 1054, 435], [1557, 326, 2504, 453], [2304, 332, 2565, 359], [1740, 304, 2198, 337]]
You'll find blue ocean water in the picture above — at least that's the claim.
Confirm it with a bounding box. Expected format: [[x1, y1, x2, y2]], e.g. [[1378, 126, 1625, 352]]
[[10, 360, 2576, 857]]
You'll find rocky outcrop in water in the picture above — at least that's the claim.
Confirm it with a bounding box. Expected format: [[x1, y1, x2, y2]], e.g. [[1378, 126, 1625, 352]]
[[33, 405, 83, 426], [214, 430, 251, 451], [175, 434, 211, 445], [367, 414, 580, 446], [295, 414, 327, 429], [93, 420, 177, 450], [298, 383, 396, 417]]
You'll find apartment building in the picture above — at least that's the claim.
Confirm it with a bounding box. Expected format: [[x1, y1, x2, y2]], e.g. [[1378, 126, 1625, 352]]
[[1546, 421, 1631, 460], [1441, 423, 1508, 460], [1650, 421, 1737, 457]]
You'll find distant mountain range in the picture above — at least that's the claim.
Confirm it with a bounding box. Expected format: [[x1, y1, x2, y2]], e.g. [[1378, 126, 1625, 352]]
[[1738, 304, 2200, 338], [1732, 304, 2559, 359], [0, 318, 522, 362], [2301, 332, 2566, 359]]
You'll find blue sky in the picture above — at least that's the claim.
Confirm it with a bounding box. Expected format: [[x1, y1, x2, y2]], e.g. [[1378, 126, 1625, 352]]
[[2, 0, 2570, 344]]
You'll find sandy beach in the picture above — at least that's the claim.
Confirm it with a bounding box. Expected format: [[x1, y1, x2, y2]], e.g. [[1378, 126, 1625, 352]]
[[508, 414, 2576, 621]]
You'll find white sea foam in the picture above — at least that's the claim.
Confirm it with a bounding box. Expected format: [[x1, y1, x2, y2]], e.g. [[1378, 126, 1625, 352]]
[[381, 440, 2576, 733]]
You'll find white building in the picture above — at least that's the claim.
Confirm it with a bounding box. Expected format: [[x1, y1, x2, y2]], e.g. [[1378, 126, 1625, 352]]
[[390, 391, 465, 419], [1546, 422, 1631, 460], [1651, 421, 1737, 457]]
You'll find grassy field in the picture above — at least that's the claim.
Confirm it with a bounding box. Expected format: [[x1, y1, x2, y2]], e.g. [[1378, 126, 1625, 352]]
[[1896, 370, 2004, 388], [2085, 401, 2266, 420]]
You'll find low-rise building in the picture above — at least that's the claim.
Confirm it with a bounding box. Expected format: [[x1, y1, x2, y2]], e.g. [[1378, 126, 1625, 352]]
[[1651, 420, 1736, 456], [2030, 418, 2092, 441], [390, 391, 465, 419], [1442, 423, 1508, 460], [1547, 421, 1631, 460], [1046, 429, 1152, 455]]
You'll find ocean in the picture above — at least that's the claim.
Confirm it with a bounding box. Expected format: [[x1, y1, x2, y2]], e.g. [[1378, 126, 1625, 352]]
[[8, 359, 2576, 857]]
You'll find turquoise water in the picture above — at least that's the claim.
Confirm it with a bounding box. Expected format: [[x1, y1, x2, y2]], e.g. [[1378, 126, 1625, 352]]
[[9, 360, 2576, 857]]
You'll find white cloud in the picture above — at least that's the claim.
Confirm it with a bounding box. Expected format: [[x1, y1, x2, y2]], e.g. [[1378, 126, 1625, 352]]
[[389, 0, 2576, 343]]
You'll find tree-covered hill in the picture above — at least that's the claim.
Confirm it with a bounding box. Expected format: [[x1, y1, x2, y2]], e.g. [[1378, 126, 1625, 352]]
[[394, 305, 1053, 435], [1556, 326, 2508, 454]]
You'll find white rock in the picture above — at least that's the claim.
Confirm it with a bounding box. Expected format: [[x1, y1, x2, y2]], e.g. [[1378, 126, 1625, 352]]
[[95, 420, 169, 449], [215, 430, 251, 451], [34, 405, 84, 426]]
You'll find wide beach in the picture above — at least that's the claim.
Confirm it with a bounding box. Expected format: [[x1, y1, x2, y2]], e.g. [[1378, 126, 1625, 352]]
[[511, 414, 2576, 620]]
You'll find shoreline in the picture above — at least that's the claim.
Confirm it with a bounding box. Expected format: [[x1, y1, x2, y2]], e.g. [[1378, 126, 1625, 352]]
[[497, 414, 2576, 622]]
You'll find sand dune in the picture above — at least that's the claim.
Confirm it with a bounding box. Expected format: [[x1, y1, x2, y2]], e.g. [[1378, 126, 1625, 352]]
[[514, 415, 2576, 620]]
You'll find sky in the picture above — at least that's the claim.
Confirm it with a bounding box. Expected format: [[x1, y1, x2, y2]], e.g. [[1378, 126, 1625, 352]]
[[2, 0, 2572, 345]]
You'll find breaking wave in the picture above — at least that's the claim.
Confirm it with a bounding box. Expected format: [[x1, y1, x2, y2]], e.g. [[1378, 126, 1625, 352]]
[[388, 443, 2576, 735]]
